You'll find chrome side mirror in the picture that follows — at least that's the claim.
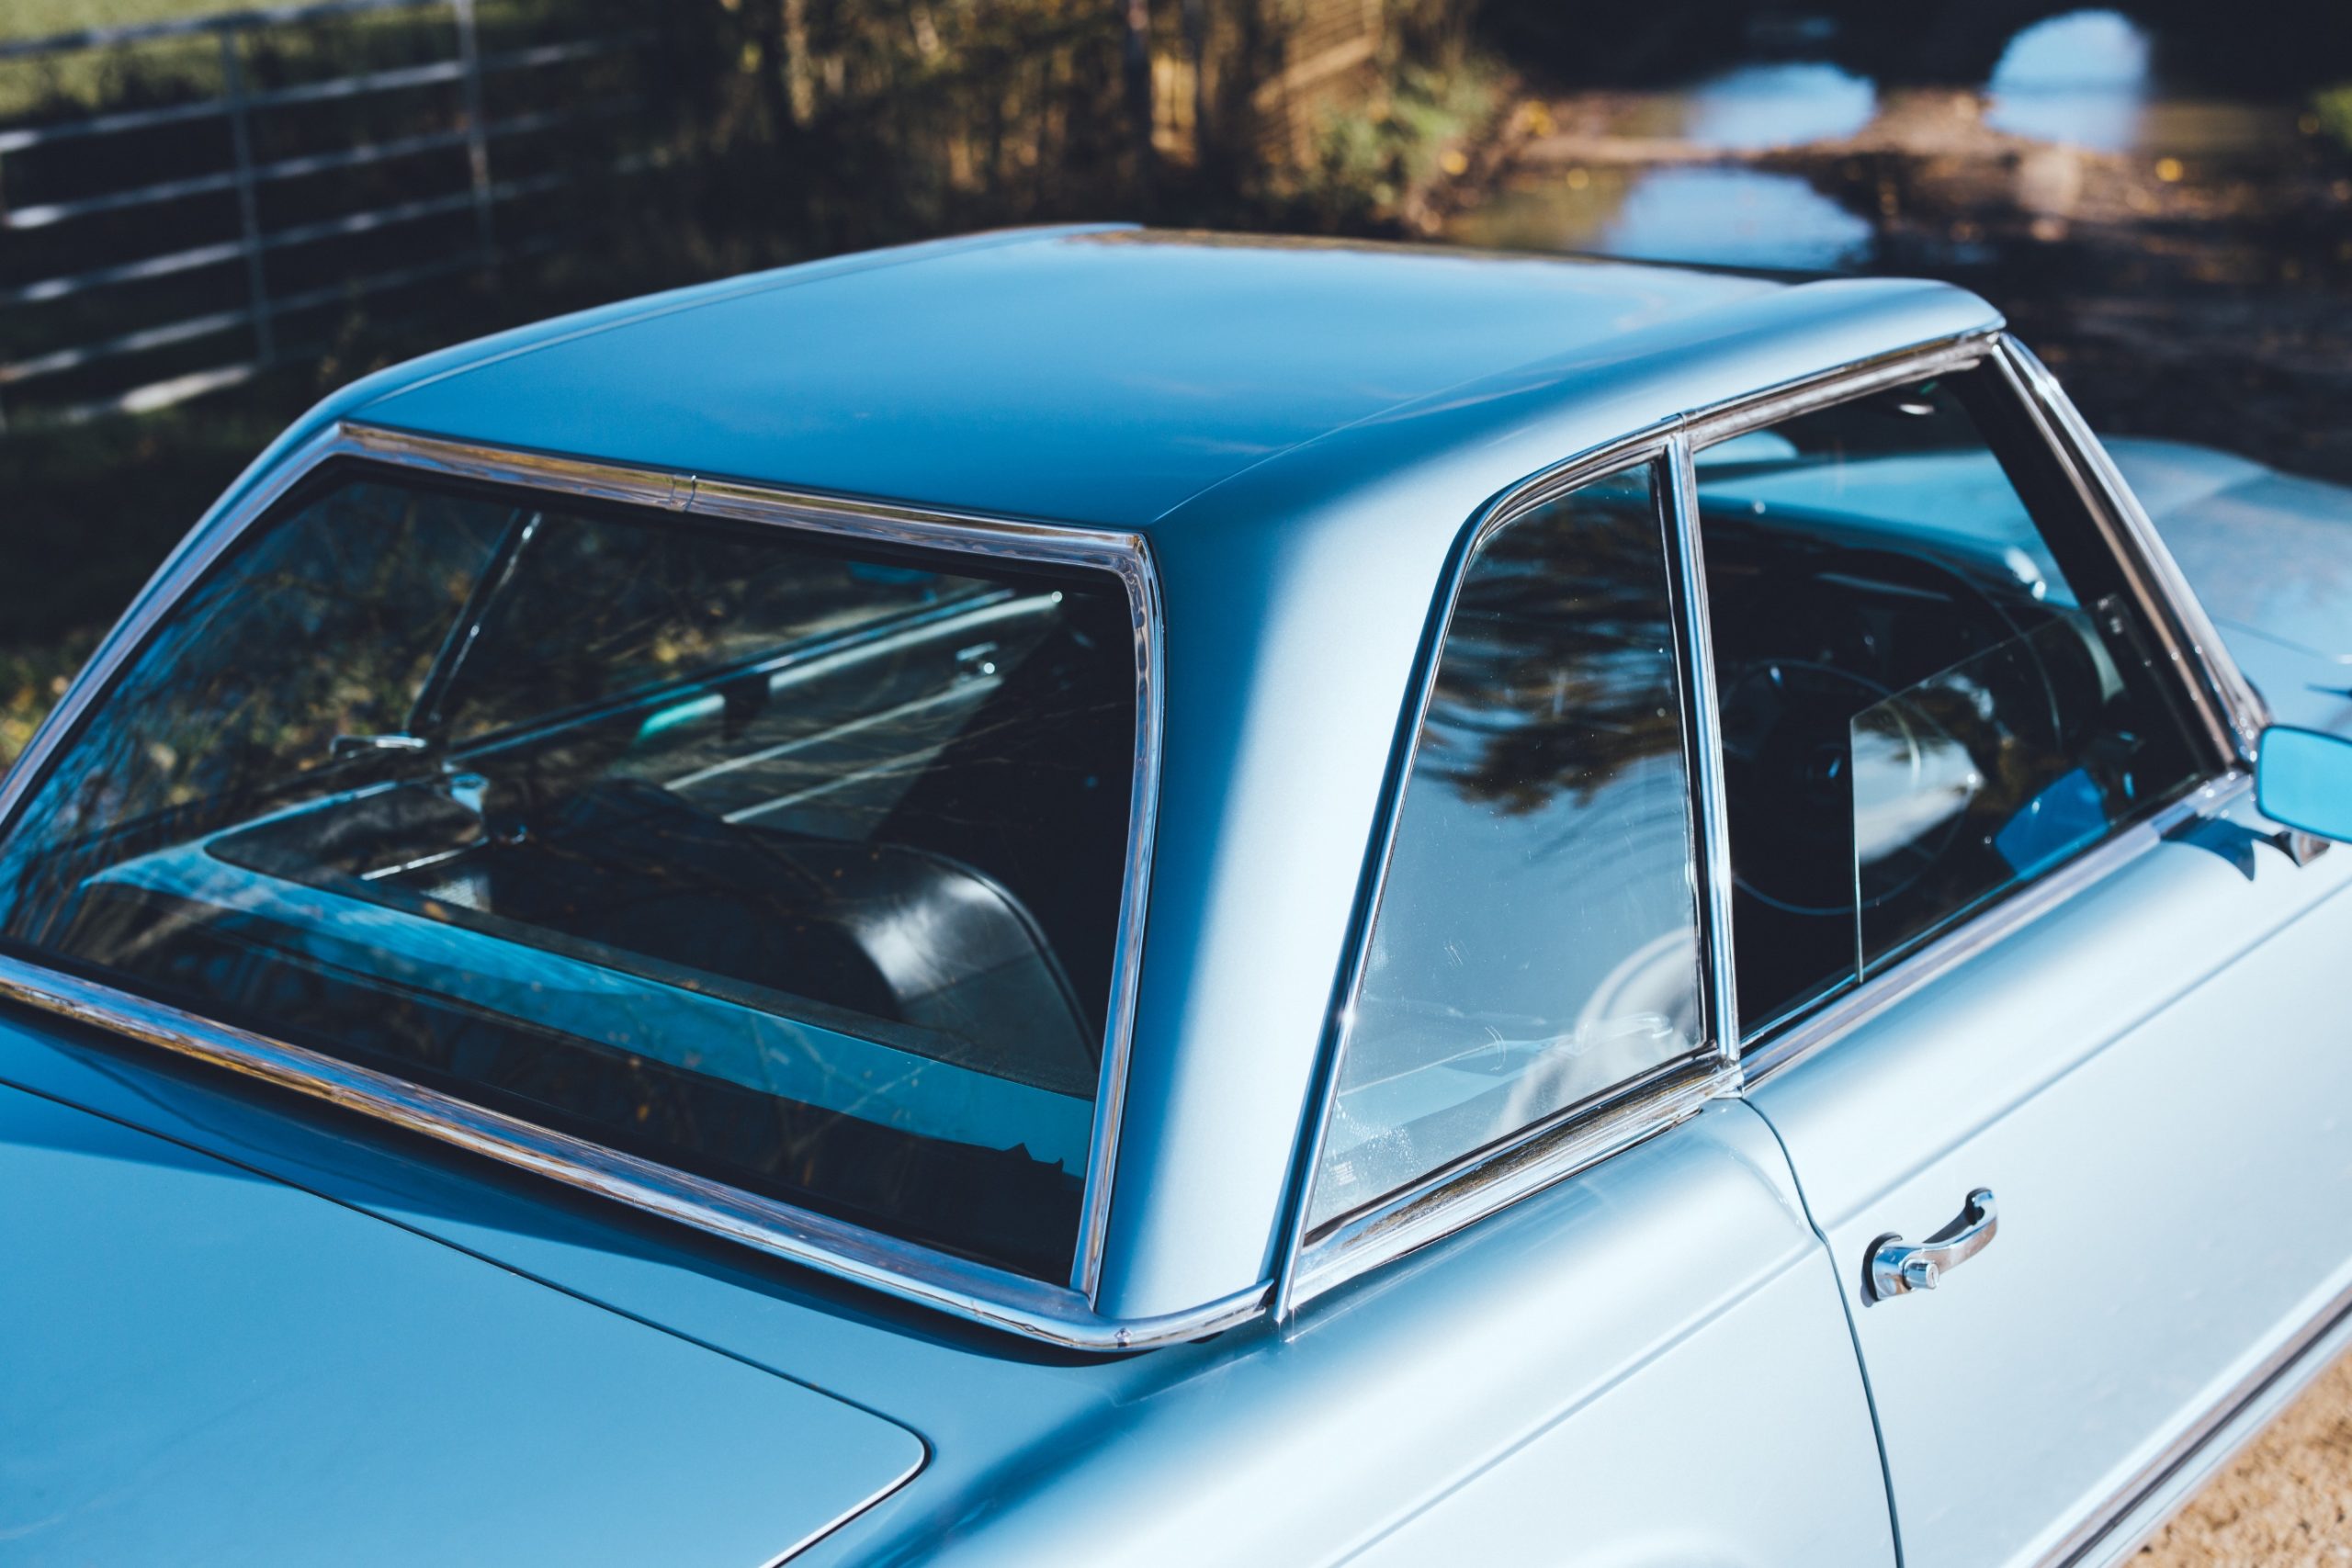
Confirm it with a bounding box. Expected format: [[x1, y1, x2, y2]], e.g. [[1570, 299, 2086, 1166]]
[[2256, 726, 2352, 845]]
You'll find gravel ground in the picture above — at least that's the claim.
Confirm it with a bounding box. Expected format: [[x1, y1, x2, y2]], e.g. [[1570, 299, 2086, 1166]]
[[2139, 1350, 2352, 1563]]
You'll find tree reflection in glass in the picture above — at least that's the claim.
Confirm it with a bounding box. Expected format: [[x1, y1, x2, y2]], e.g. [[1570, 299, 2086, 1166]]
[[1311, 463, 1706, 1231]]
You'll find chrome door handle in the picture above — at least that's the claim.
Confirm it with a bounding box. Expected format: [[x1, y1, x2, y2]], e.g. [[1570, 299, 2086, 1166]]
[[1864, 1189, 1996, 1303]]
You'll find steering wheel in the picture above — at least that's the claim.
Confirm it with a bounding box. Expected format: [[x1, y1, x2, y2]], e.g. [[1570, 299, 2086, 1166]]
[[1712, 542, 2060, 919]]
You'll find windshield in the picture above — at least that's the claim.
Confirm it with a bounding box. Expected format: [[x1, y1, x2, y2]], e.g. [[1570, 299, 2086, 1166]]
[[0, 464, 1145, 1279]]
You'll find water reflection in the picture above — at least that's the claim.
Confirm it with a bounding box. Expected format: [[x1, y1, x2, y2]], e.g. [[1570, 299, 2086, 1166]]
[[1985, 9, 2152, 153], [1453, 165, 1874, 271], [1683, 62, 1876, 150]]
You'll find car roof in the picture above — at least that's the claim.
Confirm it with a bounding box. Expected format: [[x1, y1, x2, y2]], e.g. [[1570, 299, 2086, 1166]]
[[303, 227, 2006, 1322], [346, 225, 1995, 531]]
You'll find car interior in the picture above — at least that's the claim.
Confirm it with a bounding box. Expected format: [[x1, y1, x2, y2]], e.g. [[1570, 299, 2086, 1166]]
[[1690, 371, 2206, 1032]]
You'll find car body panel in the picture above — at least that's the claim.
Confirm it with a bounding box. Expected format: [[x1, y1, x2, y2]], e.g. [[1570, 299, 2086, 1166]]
[[356, 231, 1780, 530], [2112, 436, 2352, 666], [0, 1076, 924, 1567], [1749, 784, 2352, 1567], [0, 998, 1894, 1565]]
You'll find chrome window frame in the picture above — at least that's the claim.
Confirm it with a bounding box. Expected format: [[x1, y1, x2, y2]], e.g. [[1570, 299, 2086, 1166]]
[[1277, 326, 2268, 1312], [1277, 425, 1745, 1313], [0, 420, 1235, 1351], [1694, 332, 2267, 1083]]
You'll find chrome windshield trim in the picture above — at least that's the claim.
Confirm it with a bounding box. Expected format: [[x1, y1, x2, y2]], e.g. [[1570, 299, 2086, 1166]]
[[0, 421, 1181, 1348]]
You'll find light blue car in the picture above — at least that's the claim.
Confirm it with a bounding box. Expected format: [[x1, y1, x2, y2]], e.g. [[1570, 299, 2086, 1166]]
[[5, 227, 2352, 1567]]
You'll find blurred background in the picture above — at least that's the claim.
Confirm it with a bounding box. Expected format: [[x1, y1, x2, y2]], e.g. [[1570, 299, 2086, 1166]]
[[3, 0, 2350, 773]]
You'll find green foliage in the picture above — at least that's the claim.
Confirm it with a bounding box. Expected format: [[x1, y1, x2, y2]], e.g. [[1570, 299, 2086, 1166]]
[[2316, 84, 2352, 152], [1283, 55, 1499, 231]]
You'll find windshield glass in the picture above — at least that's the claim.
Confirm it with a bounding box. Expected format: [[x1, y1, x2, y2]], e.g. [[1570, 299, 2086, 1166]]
[[0, 464, 1144, 1279]]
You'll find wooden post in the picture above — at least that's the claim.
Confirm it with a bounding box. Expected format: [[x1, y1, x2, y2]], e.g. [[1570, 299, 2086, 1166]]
[[454, 0, 498, 274], [1122, 0, 1154, 194], [218, 28, 276, 364]]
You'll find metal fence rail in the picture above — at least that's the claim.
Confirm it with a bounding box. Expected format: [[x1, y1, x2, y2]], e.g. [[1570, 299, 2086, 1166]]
[[0, 0, 647, 429]]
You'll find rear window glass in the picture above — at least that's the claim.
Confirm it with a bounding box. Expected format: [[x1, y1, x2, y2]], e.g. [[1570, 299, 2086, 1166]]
[[0, 467, 1144, 1280]]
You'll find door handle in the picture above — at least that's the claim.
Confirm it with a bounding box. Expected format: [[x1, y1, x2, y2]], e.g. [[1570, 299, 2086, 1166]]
[[1864, 1188, 1996, 1303]]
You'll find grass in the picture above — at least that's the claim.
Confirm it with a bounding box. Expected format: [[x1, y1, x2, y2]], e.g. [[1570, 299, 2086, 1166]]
[[3, 0, 269, 44], [0, 380, 306, 770]]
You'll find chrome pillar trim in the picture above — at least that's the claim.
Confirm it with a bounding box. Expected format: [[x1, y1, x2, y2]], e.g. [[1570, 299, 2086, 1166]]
[[1680, 332, 1999, 453], [1993, 335, 2269, 764], [0, 954, 1264, 1350], [0, 421, 1186, 1348], [1289, 1057, 1721, 1303], [1667, 429, 1742, 1074], [1272, 420, 1740, 1320], [1743, 773, 2249, 1085]]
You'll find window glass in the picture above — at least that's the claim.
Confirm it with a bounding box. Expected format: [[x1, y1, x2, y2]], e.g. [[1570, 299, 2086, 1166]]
[[1694, 367, 2206, 1033], [0, 465, 1142, 1279], [1308, 463, 1706, 1233]]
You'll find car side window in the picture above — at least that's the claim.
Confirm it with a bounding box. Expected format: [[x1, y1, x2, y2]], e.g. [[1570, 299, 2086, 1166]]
[[1693, 367, 2209, 1035], [1306, 462, 1708, 1233]]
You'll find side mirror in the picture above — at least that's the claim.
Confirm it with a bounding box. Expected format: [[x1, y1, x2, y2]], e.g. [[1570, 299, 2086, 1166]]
[[2256, 726, 2352, 845]]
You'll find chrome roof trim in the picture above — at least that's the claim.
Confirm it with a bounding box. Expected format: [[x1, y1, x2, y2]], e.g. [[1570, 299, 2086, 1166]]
[[0, 421, 1182, 1348]]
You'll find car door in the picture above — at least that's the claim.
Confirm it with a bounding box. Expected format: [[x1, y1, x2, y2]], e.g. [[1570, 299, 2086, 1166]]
[[1684, 341, 2352, 1568]]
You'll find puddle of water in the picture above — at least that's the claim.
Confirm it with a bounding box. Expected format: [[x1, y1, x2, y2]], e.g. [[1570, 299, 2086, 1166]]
[[1453, 164, 1874, 271], [1680, 62, 1877, 150], [1984, 8, 2151, 153]]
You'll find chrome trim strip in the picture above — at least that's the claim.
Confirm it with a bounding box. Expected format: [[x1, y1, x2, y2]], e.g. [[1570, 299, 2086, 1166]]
[[1743, 772, 2248, 1085], [2041, 1264, 2352, 1567], [1667, 430, 1742, 1073], [0, 421, 1180, 1348], [1289, 1056, 1720, 1302], [1994, 335, 2270, 761], [1276, 423, 1744, 1315], [1702, 334, 2262, 1085], [0, 953, 1266, 1349], [343, 424, 1166, 1301], [1278, 322, 2268, 1305], [1680, 333, 1996, 451]]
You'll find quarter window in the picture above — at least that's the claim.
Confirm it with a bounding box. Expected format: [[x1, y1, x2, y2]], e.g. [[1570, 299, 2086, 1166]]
[[1307, 462, 1709, 1233], [1693, 366, 2209, 1034]]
